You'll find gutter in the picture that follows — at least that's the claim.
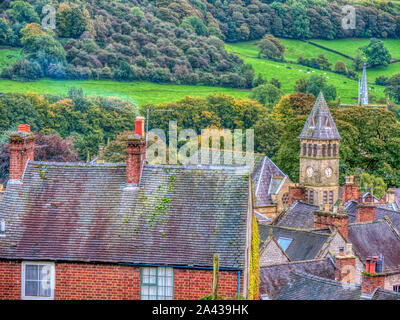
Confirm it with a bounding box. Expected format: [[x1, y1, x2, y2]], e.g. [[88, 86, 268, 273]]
[[117, 262, 242, 272]]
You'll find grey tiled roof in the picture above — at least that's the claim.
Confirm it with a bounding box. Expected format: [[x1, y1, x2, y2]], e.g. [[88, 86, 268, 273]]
[[252, 156, 288, 207], [260, 259, 335, 299], [275, 271, 400, 300], [375, 208, 400, 232], [348, 219, 400, 270], [258, 225, 331, 261], [275, 201, 318, 229], [343, 200, 358, 223], [299, 92, 341, 140], [0, 161, 250, 269]]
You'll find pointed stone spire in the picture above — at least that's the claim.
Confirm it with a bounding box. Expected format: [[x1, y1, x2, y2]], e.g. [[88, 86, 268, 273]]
[[299, 91, 341, 140], [358, 63, 368, 106]]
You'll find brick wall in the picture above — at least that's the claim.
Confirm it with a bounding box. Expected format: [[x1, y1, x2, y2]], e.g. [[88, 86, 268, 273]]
[[361, 274, 385, 295], [0, 260, 242, 300], [0, 260, 21, 299]]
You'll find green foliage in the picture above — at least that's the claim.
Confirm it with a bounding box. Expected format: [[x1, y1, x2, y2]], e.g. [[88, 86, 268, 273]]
[[142, 94, 265, 139], [8, 1, 40, 24], [250, 84, 284, 108], [294, 75, 336, 101], [358, 172, 387, 199], [249, 215, 260, 300], [0, 91, 138, 160], [257, 34, 285, 60], [361, 38, 392, 67], [0, 0, 253, 87], [385, 73, 400, 104], [56, 3, 88, 39]]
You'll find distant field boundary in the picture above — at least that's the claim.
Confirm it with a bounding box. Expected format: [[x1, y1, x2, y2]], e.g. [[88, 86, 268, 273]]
[[306, 41, 355, 61], [307, 40, 400, 65]]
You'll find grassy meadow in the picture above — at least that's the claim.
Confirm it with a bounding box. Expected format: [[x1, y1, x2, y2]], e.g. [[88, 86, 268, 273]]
[[225, 41, 385, 103], [0, 78, 251, 107], [2, 36, 400, 106]]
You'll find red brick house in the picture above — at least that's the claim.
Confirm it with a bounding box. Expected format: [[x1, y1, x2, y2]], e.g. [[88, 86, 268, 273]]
[[0, 120, 255, 300]]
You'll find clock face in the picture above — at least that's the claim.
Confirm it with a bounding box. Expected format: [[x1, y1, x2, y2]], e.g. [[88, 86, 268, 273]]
[[325, 167, 332, 177], [306, 167, 313, 177]]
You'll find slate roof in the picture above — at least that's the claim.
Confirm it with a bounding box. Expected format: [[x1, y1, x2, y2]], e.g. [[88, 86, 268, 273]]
[[343, 200, 358, 223], [348, 219, 400, 270], [275, 201, 318, 229], [259, 259, 335, 299], [0, 161, 250, 269], [275, 271, 400, 300], [299, 92, 341, 140], [374, 208, 400, 232], [252, 156, 288, 207], [258, 224, 331, 261]]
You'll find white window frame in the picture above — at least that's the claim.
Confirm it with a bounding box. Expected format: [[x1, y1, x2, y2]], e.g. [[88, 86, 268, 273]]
[[21, 261, 55, 300], [140, 267, 174, 300]]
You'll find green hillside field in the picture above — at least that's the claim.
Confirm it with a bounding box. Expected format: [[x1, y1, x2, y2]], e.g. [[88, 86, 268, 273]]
[[225, 41, 385, 103], [0, 78, 251, 107]]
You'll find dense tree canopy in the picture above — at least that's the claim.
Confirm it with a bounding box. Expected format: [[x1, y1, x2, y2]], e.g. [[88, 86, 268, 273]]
[[361, 38, 392, 67], [0, 90, 138, 160]]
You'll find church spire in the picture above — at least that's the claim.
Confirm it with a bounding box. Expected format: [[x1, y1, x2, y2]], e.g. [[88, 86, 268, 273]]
[[358, 63, 368, 106], [299, 91, 341, 140]]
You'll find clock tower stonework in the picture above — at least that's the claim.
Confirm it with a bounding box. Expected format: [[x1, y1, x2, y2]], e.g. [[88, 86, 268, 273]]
[[299, 92, 341, 207]]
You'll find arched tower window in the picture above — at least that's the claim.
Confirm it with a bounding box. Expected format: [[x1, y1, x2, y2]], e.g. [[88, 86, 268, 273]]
[[313, 144, 317, 157], [333, 144, 337, 156], [322, 145, 326, 157], [303, 143, 307, 156], [308, 144, 312, 156], [327, 144, 332, 156]]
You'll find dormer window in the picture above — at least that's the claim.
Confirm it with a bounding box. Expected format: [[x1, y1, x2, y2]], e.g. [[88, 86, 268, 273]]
[[309, 117, 315, 128], [325, 117, 332, 128], [0, 220, 4, 235], [277, 237, 293, 251]]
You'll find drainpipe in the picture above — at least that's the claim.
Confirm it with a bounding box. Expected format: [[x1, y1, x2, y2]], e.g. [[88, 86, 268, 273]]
[[237, 270, 241, 298]]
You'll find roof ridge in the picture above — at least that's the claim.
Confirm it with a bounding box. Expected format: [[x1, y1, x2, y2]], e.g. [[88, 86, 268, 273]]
[[292, 270, 361, 289], [260, 257, 331, 268]]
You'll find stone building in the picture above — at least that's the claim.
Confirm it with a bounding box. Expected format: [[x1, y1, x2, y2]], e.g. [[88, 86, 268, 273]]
[[299, 92, 341, 207]]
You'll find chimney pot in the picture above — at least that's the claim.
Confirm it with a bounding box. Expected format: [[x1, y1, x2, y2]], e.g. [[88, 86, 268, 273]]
[[17, 124, 30, 133], [345, 243, 352, 256], [362, 258, 385, 296], [135, 116, 145, 137]]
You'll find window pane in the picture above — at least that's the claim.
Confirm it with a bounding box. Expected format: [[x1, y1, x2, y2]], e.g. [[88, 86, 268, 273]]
[[39, 265, 51, 282], [25, 265, 38, 280], [277, 237, 292, 251], [25, 280, 38, 296], [39, 281, 51, 297]]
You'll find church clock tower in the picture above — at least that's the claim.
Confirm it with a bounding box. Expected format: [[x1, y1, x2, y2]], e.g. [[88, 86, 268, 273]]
[[299, 92, 341, 207]]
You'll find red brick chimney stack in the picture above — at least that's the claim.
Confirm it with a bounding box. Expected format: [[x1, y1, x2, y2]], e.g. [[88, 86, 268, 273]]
[[314, 208, 349, 241], [355, 204, 376, 223], [126, 116, 146, 186], [335, 243, 356, 283], [9, 124, 35, 181], [342, 175, 360, 204], [361, 257, 385, 296], [288, 183, 306, 205]]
